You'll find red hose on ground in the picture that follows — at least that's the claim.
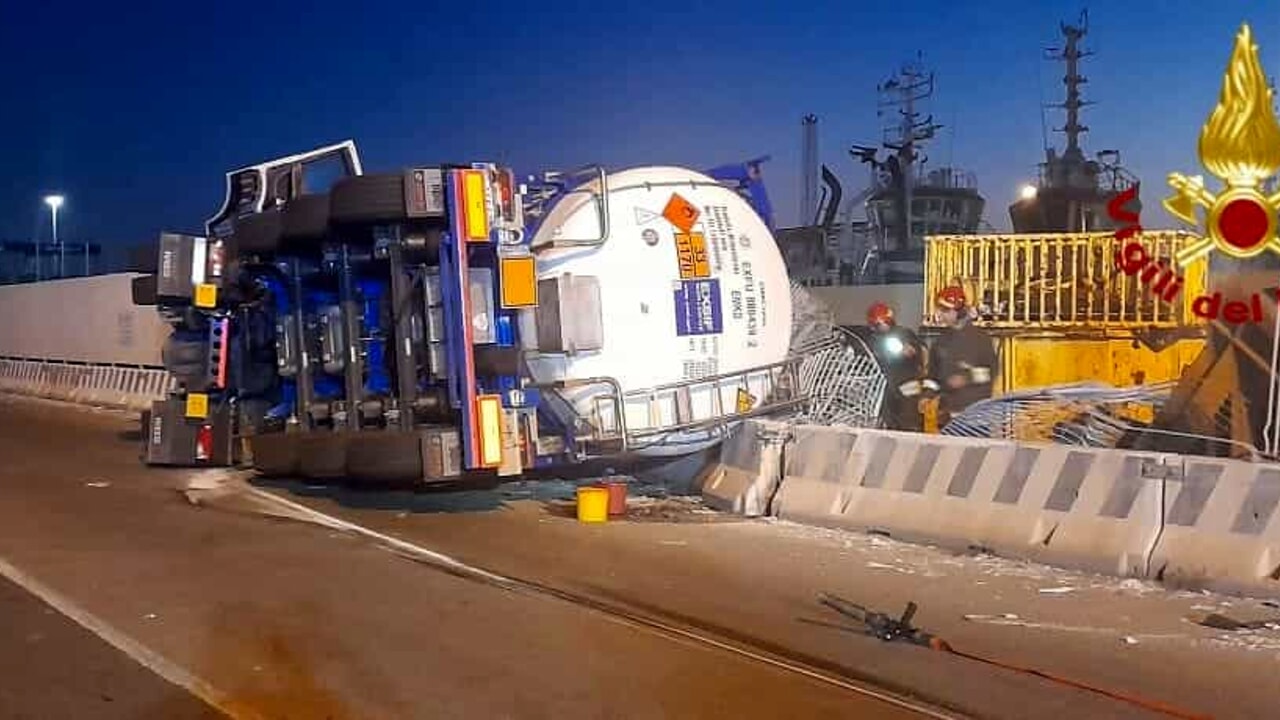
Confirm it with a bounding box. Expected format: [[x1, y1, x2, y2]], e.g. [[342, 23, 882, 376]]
[[926, 637, 1213, 720]]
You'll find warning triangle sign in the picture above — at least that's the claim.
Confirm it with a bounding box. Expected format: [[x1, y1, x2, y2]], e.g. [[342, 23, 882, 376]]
[[634, 207, 661, 225]]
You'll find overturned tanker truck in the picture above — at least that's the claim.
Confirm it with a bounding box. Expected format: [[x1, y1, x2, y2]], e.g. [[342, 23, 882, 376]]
[[132, 141, 813, 483]]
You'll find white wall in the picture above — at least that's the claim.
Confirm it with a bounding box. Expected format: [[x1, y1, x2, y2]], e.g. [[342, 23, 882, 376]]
[[808, 284, 926, 329], [0, 274, 168, 366]]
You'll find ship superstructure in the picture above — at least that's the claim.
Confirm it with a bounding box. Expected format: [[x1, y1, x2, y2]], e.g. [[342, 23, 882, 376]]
[[778, 56, 986, 289], [857, 59, 985, 283], [1008, 10, 1139, 233]]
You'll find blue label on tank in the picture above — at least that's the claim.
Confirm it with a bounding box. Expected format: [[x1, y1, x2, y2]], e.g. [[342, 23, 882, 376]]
[[673, 279, 723, 336]]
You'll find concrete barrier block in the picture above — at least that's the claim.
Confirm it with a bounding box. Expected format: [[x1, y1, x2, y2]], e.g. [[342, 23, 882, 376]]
[[779, 429, 1020, 546], [773, 426, 1172, 579], [1013, 446, 1173, 577], [1148, 458, 1280, 596], [770, 424, 862, 523], [701, 419, 789, 517]]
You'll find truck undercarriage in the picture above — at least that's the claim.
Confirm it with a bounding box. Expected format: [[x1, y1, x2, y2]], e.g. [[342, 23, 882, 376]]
[[133, 142, 813, 484]]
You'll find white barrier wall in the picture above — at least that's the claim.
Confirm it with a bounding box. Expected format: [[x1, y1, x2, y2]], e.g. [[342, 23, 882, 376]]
[[808, 284, 926, 328], [0, 274, 167, 366], [0, 275, 169, 410], [704, 419, 1280, 599]]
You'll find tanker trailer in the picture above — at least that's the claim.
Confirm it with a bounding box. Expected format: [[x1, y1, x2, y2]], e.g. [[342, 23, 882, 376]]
[[519, 166, 796, 458], [137, 142, 806, 483]]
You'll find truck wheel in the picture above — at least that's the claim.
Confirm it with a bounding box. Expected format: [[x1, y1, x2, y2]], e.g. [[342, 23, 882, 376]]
[[233, 210, 285, 255], [282, 194, 331, 241], [330, 174, 409, 225], [162, 338, 207, 367], [297, 434, 347, 479], [346, 432, 423, 484], [249, 433, 299, 477]]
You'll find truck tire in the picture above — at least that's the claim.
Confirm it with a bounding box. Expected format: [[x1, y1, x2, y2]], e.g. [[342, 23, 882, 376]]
[[281, 193, 331, 241], [162, 337, 206, 367], [249, 433, 299, 477], [330, 174, 409, 225], [297, 434, 347, 479], [346, 432, 423, 484], [234, 210, 285, 255]]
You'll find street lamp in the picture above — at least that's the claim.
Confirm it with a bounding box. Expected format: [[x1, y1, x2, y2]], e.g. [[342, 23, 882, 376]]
[[1019, 185, 1038, 201], [44, 195, 64, 278]]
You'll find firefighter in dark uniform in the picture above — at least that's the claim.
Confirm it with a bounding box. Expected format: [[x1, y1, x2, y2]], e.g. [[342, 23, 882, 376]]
[[927, 286, 999, 431], [863, 302, 928, 431]]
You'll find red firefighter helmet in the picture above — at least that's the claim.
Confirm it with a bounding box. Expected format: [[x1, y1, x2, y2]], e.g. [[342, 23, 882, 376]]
[[866, 302, 895, 326], [936, 285, 967, 311]]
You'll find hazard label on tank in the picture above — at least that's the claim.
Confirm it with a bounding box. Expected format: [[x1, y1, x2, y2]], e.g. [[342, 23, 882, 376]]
[[634, 206, 661, 225], [673, 279, 722, 336], [663, 193, 701, 233], [674, 232, 711, 279]]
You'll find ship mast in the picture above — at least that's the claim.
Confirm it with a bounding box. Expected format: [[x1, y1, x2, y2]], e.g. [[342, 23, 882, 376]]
[[876, 54, 942, 251], [1045, 10, 1093, 164], [1010, 10, 1145, 233]]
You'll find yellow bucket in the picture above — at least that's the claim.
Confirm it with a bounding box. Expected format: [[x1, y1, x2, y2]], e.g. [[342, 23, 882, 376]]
[[576, 487, 610, 524]]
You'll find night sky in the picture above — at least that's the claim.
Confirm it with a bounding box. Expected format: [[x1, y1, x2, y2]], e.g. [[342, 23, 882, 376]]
[[2, 0, 1278, 260]]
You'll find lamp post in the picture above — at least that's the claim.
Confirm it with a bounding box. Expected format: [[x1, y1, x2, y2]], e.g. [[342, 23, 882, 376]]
[[44, 195, 64, 278]]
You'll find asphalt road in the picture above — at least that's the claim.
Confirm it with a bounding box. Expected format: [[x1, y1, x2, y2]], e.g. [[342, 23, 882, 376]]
[[5, 394, 1279, 719], [0, 396, 939, 720], [0, 574, 223, 720]]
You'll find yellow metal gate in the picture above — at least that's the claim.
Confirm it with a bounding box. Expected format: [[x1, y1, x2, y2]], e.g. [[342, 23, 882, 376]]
[[921, 230, 1210, 395]]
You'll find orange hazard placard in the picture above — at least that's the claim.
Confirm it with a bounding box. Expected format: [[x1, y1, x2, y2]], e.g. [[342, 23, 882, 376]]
[[674, 232, 711, 279], [663, 193, 700, 232]]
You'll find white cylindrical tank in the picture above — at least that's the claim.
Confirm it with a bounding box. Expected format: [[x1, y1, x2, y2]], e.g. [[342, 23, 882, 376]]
[[518, 167, 793, 455]]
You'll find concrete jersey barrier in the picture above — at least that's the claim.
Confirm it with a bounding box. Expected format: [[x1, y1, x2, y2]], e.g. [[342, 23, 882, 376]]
[[1147, 458, 1280, 596], [700, 419, 789, 517], [773, 425, 1175, 577], [709, 418, 1280, 599]]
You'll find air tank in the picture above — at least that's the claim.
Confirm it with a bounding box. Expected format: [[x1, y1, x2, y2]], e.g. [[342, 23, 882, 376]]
[[519, 167, 793, 456]]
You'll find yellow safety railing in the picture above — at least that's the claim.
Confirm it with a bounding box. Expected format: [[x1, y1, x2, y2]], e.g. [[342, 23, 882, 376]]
[[923, 231, 1209, 330]]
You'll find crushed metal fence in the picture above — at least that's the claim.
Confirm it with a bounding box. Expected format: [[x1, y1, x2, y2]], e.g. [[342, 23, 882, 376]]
[[939, 382, 1174, 446], [784, 283, 887, 428], [938, 382, 1174, 446]]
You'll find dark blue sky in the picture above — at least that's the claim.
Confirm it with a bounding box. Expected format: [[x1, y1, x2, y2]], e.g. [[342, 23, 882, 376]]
[[2, 0, 1278, 254]]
